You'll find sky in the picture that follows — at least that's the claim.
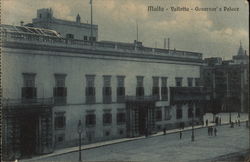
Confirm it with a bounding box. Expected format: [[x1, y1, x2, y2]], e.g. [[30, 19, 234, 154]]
[[1, 0, 249, 59]]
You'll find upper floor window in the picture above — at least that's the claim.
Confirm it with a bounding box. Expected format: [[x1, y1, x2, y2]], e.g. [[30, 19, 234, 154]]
[[175, 77, 183, 87], [136, 76, 144, 97], [54, 74, 67, 104], [66, 33, 74, 39], [195, 78, 200, 87], [86, 75, 96, 104], [152, 77, 160, 99], [103, 75, 112, 104], [84, 36, 88, 41], [188, 78, 193, 87], [161, 77, 168, 100], [117, 76, 125, 103], [22, 73, 36, 100]]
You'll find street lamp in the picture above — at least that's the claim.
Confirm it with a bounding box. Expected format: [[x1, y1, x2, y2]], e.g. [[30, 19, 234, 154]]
[[77, 120, 83, 162], [191, 107, 194, 141]]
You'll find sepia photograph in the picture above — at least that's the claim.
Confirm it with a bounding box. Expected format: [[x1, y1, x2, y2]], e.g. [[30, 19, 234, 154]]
[[0, 0, 249, 161]]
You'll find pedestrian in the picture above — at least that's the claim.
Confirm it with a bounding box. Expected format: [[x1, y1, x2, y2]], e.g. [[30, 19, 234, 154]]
[[238, 120, 240, 126], [211, 127, 213, 136], [163, 127, 166, 135], [206, 119, 208, 127], [214, 127, 217, 136], [219, 117, 222, 125], [180, 130, 182, 139]]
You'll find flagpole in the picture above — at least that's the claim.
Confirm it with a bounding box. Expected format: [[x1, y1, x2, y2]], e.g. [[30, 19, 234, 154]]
[[90, 0, 93, 45]]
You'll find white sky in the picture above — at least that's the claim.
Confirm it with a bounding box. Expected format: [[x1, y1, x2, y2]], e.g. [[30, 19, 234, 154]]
[[1, 0, 249, 59]]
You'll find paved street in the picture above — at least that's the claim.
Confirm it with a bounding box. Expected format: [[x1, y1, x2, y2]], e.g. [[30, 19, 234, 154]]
[[33, 121, 249, 162]]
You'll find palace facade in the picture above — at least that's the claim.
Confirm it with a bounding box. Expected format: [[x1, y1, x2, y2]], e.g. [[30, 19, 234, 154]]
[[1, 8, 208, 160]]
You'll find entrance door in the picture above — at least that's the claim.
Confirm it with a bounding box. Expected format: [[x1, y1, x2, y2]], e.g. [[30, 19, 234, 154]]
[[138, 107, 147, 135], [20, 115, 38, 157]]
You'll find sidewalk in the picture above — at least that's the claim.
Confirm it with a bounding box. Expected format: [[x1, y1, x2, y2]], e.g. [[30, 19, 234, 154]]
[[23, 120, 248, 162]]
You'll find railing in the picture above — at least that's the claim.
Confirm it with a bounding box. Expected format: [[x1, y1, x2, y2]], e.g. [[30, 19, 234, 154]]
[[125, 96, 158, 102], [2, 97, 54, 106], [1, 30, 202, 60]]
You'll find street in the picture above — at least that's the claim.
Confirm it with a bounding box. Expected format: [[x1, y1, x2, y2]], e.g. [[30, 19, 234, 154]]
[[32, 120, 249, 162]]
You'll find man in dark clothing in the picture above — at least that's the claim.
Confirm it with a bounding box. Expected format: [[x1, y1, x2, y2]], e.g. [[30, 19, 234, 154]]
[[206, 120, 208, 127], [214, 127, 217, 136], [163, 128, 166, 135]]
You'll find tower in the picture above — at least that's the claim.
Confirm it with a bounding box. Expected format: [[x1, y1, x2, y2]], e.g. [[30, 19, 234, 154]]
[[76, 14, 81, 23]]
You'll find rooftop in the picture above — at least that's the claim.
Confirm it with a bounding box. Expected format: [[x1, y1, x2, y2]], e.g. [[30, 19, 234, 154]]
[[1, 24, 203, 62]]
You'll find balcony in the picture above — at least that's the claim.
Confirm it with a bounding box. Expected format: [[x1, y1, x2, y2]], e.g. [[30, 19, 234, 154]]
[[125, 96, 158, 102], [2, 98, 54, 107]]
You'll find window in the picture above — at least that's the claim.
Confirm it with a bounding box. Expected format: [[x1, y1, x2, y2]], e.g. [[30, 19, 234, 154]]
[[136, 76, 144, 97], [119, 129, 124, 135], [66, 33, 74, 39], [176, 105, 182, 119], [117, 76, 125, 103], [195, 108, 200, 117], [22, 73, 36, 101], [188, 78, 193, 87], [84, 36, 88, 41], [104, 130, 110, 136], [164, 106, 171, 120], [39, 14, 42, 19], [188, 104, 194, 118], [156, 107, 162, 121], [117, 112, 126, 124], [54, 112, 66, 129], [86, 114, 96, 127], [54, 74, 67, 104], [152, 77, 160, 99], [86, 75, 96, 104], [103, 75, 112, 104], [161, 77, 168, 100], [103, 111, 112, 125], [175, 77, 183, 87], [195, 78, 200, 87]]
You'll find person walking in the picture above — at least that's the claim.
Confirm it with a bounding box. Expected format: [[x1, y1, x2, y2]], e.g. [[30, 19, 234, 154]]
[[206, 119, 208, 127], [163, 127, 166, 135], [214, 127, 217, 136]]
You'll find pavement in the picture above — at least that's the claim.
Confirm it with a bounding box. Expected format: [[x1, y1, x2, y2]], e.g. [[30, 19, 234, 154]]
[[21, 113, 249, 162]]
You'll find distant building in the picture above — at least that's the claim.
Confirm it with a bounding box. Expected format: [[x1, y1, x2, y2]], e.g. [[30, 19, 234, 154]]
[[1, 9, 208, 160], [26, 8, 98, 41], [202, 43, 249, 114]]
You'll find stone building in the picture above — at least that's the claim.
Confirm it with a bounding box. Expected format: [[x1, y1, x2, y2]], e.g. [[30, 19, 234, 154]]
[[202, 43, 249, 114], [1, 9, 207, 160]]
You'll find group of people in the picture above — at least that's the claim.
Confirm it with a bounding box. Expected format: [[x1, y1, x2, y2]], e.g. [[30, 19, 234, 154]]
[[208, 126, 217, 136]]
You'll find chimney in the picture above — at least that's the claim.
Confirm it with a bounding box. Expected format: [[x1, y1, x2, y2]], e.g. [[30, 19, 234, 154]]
[[164, 38, 166, 49], [168, 38, 170, 51]]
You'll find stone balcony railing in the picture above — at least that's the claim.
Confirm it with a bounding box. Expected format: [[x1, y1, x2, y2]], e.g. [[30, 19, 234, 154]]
[[1, 97, 54, 107], [1, 30, 203, 61]]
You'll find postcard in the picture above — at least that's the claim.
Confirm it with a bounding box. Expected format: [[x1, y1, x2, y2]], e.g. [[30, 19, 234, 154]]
[[1, 0, 249, 161]]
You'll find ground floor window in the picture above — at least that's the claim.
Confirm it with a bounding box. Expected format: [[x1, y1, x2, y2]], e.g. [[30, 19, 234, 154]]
[[156, 107, 162, 121], [54, 112, 66, 129], [176, 106, 182, 119], [55, 134, 65, 144], [117, 112, 126, 124], [195, 108, 200, 117], [103, 113, 112, 125], [86, 114, 96, 127]]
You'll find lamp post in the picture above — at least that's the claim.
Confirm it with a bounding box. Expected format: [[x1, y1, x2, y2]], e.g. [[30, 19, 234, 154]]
[[191, 107, 194, 141], [77, 120, 83, 162]]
